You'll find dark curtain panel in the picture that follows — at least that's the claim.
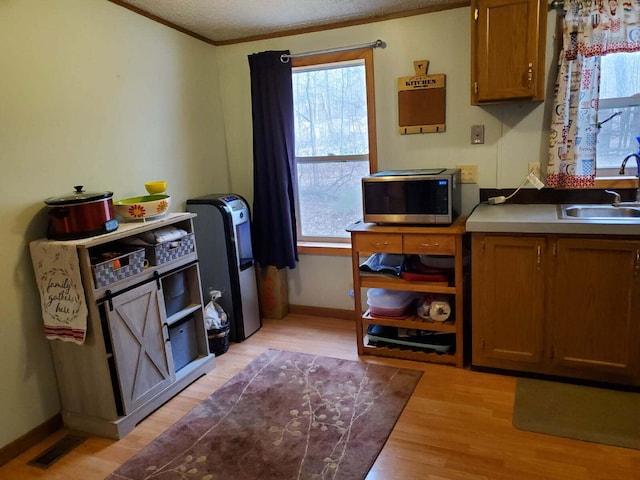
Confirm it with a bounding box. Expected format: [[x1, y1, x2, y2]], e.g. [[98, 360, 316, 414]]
[[248, 50, 298, 269]]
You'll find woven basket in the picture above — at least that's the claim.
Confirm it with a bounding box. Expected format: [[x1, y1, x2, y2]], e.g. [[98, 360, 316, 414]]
[[145, 233, 195, 266]]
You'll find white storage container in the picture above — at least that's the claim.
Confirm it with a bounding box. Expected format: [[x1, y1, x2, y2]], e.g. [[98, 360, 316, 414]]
[[367, 288, 415, 316]]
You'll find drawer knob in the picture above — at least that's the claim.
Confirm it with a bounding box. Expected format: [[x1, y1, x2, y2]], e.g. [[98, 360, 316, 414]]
[[372, 241, 389, 248]]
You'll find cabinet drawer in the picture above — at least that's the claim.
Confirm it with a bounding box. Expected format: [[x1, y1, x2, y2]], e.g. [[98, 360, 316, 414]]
[[404, 235, 455, 255], [354, 234, 402, 253]]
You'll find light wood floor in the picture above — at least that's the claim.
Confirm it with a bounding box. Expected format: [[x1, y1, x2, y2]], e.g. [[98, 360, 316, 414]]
[[2, 314, 639, 479]]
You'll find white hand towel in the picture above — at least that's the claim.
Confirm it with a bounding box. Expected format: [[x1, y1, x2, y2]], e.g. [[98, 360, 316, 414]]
[[29, 239, 88, 344]]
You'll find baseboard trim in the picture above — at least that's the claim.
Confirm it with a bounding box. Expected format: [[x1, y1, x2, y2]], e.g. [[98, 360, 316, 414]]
[[288, 304, 355, 321], [0, 414, 62, 467]]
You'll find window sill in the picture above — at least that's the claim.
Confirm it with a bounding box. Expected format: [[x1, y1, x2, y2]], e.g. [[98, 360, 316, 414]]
[[297, 241, 351, 256], [594, 176, 638, 189]]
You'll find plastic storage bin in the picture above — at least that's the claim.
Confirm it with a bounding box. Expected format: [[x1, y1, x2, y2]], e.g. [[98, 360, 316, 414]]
[[163, 271, 190, 317], [367, 288, 416, 316], [169, 315, 198, 371]]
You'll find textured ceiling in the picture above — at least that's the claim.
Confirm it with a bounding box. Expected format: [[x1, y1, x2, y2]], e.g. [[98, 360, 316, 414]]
[[112, 0, 467, 44]]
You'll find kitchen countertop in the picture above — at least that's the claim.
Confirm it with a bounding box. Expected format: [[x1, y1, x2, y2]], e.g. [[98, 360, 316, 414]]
[[466, 203, 640, 235]]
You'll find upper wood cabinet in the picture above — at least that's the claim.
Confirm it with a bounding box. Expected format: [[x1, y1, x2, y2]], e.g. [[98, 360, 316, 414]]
[[470, 0, 547, 104]]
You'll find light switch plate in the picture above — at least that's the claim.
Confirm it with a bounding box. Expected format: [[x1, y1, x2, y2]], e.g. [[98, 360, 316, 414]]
[[471, 125, 485, 144]]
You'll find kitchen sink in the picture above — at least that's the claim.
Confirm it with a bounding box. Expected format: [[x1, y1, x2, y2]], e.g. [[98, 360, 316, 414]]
[[559, 204, 640, 220]]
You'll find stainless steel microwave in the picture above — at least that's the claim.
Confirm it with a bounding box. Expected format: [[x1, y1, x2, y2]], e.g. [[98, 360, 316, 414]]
[[362, 168, 461, 225]]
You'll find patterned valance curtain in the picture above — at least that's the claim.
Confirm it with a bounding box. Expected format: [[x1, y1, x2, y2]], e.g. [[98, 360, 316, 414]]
[[546, 0, 640, 188]]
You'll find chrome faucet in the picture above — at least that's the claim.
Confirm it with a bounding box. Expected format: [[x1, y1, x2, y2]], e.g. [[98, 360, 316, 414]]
[[619, 152, 640, 203], [605, 189, 621, 206]]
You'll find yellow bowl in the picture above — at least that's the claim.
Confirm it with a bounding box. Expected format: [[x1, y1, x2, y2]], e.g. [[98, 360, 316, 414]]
[[145, 181, 167, 195]]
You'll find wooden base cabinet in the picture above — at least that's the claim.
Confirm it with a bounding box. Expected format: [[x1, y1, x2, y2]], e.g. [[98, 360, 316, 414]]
[[550, 238, 640, 381], [471, 235, 546, 369], [472, 233, 640, 386], [43, 213, 215, 438], [348, 218, 467, 367]]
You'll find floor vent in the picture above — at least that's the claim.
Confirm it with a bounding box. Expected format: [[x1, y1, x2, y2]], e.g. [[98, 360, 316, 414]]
[[27, 434, 86, 469]]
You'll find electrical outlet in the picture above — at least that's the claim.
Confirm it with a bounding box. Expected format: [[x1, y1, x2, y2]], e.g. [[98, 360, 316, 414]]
[[456, 164, 478, 184], [528, 162, 541, 177], [471, 125, 485, 144]]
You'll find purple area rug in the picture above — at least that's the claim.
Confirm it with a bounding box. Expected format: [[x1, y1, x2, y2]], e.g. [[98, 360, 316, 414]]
[[107, 349, 422, 480]]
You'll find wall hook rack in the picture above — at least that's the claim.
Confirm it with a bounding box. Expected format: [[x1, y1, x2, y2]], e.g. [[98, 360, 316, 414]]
[[397, 59, 446, 135]]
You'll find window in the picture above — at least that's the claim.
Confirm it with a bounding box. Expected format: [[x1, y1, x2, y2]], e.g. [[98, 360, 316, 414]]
[[292, 50, 377, 243], [596, 51, 640, 176]]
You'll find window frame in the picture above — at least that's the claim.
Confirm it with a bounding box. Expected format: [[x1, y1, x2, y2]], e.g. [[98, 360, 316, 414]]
[[596, 94, 640, 178], [292, 49, 378, 254], [595, 53, 640, 183]]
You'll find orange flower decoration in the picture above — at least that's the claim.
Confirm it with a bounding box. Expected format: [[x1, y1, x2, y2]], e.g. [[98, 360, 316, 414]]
[[156, 200, 169, 214], [128, 204, 146, 218]]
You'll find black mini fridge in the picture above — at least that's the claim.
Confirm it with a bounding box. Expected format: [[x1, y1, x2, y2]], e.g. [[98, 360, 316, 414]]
[[186, 194, 261, 342]]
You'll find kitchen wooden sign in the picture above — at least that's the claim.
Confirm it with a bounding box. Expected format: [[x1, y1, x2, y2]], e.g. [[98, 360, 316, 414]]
[[398, 60, 446, 135]]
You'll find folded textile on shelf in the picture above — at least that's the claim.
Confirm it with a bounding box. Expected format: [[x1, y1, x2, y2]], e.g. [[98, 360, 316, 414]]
[[122, 226, 188, 246], [401, 255, 452, 282], [29, 239, 88, 345], [366, 324, 455, 353], [152, 226, 187, 243], [359, 253, 404, 277]]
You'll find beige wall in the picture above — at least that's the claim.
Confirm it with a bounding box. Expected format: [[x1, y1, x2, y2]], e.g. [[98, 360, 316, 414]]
[[0, 0, 229, 448], [216, 7, 559, 310], [1, 0, 560, 450]]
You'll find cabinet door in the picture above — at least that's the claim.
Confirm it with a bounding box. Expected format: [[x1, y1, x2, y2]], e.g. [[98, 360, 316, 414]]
[[471, 0, 545, 103], [550, 239, 640, 383], [472, 235, 546, 370], [105, 280, 175, 414]]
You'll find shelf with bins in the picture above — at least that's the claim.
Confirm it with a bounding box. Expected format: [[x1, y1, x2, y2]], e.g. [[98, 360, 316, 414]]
[[41, 212, 215, 439], [347, 218, 467, 367], [80, 214, 199, 296], [362, 310, 456, 333], [359, 275, 455, 294], [160, 262, 204, 326], [166, 303, 202, 327]]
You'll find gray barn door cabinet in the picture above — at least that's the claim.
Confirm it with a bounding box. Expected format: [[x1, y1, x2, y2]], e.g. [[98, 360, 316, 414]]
[[40, 213, 215, 439]]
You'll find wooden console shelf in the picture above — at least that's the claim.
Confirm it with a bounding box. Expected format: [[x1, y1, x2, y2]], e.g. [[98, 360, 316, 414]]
[[347, 217, 467, 367], [32, 213, 216, 439]]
